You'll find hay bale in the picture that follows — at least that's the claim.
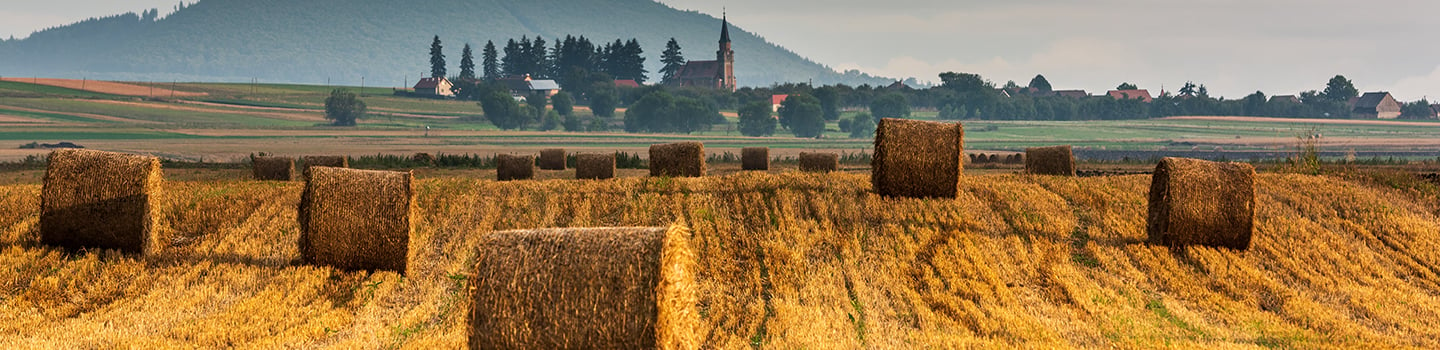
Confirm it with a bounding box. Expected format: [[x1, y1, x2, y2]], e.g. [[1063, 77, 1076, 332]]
[[798, 152, 839, 173], [649, 142, 705, 177], [469, 225, 699, 349], [413, 152, 436, 166], [872, 118, 965, 198], [41, 149, 162, 254], [539, 148, 567, 170], [741, 147, 769, 171], [298, 167, 413, 273], [968, 154, 979, 163], [496, 154, 535, 181], [988, 154, 1000, 163], [251, 155, 295, 181], [301, 155, 348, 176], [1025, 145, 1075, 176], [576, 153, 617, 180], [1146, 157, 1255, 249]]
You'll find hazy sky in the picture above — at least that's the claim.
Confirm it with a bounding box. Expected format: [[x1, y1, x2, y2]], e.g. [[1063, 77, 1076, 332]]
[[5, 0, 1440, 100]]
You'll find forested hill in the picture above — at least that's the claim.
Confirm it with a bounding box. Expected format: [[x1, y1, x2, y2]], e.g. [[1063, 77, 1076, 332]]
[[0, 0, 891, 87]]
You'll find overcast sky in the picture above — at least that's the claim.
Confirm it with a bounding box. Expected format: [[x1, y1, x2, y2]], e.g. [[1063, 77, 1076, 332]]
[[5, 0, 1440, 100]]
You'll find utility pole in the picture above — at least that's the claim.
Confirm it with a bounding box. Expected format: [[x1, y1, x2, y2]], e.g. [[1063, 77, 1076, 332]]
[[361, 76, 365, 96]]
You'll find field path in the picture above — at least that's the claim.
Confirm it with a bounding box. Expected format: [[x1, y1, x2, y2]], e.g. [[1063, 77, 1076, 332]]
[[0, 78, 207, 97]]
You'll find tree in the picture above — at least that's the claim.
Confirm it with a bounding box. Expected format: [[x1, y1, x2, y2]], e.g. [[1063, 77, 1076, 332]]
[[625, 91, 674, 132], [324, 89, 366, 126], [1003, 80, 1020, 90], [458, 43, 476, 81], [1242, 91, 1267, 116], [480, 91, 528, 130], [526, 92, 548, 122], [429, 35, 446, 78], [814, 86, 841, 121], [539, 110, 561, 131], [849, 112, 876, 138], [1028, 74, 1052, 92], [779, 95, 825, 138], [552, 91, 574, 116], [738, 101, 776, 137], [1179, 81, 1197, 96], [1321, 75, 1358, 102], [660, 38, 685, 83], [589, 81, 618, 118], [1116, 82, 1138, 90], [1401, 98, 1434, 119], [672, 97, 717, 134], [870, 93, 911, 120], [482, 41, 500, 80]]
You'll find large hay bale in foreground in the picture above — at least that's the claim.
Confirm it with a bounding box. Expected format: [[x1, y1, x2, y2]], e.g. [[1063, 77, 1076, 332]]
[[798, 152, 839, 173], [298, 167, 413, 273], [576, 153, 617, 180], [649, 142, 705, 177], [1025, 145, 1075, 176], [872, 118, 965, 198], [301, 155, 348, 175], [41, 149, 162, 254], [1147, 157, 1255, 249], [469, 225, 699, 349], [251, 155, 295, 181], [496, 154, 535, 181], [741, 147, 769, 171], [539, 148, 567, 170]]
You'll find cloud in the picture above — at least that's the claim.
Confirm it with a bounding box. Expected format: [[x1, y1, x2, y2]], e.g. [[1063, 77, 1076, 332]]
[[1381, 66, 1440, 102]]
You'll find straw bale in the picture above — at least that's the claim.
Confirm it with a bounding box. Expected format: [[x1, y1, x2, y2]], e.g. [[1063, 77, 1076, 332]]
[[469, 225, 699, 349], [298, 167, 413, 273], [871, 118, 965, 198], [988, 154, 1000, 163], [649, 142, 705, 177], [1146, 157, 1255, 249], [539, 148, 567, 170], [413, 152, 436, 166], [40, 149, 162, 254], [968, 154, 979, 164], [576, 153, 617, 180], [301, 155, 348, 176], [251, 155, 295, 181], [496, 154, 535, 181], [798, 152, 839, 173], [1025, 145, 1075, 176], [741, 147, 769, 171]]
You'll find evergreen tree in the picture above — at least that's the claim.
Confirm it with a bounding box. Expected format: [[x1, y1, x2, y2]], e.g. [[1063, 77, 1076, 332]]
[[482, 41, 500, 80], [1028, 74, 1052, 92], [1116, 82, 1138, 90], [530, 36, 549, 78], [429, 35, 446, 78], [737, 101, 776, 137], [501, 39, 520, 77], [660, 38, 685, 83], [458, 43, 476, 81], [623, 39, 649, 83]]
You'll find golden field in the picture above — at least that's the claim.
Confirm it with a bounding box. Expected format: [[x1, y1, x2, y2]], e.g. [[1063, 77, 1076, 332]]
[[2, 169, 1440, 348]]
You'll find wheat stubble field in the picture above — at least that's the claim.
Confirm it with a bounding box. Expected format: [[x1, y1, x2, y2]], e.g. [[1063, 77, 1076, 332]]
[[2, 169, 1439, 348]]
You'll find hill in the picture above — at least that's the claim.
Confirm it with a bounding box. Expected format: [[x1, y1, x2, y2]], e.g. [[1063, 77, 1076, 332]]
[[0, 0, 891, 87], [1, 170, 1439, 347]]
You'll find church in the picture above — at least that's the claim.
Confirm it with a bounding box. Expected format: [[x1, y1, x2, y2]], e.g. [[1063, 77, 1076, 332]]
[[668, 15, 737, 91]]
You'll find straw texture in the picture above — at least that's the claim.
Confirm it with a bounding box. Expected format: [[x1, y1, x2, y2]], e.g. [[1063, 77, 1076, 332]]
[[798, 152, 839, 173], [576, 153, 617, 180], [539, 149, 567, 170], [649, 142, 705, 178], [871, 118, 965, 198], [496, 154, 536, 181], [301, 156, 348, 176], [741, 147, 769, 171], [298, 167, 414, 273], [1024, 145, 1075, 176], [251, 155, 295, 181], [1146, 157, 1255, 249], [40, 149, 163, 254]]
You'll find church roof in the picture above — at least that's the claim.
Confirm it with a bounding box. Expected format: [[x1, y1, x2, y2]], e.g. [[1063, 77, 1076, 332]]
[[675, 60, 720, 80], [720, 15, 731, 44]]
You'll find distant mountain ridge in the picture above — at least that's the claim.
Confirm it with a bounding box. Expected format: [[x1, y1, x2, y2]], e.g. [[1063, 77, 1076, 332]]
[[0, 0, 891, 87]]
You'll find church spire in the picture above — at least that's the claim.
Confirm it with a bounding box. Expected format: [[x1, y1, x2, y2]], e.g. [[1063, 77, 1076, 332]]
[[719, 11, 731, 44]]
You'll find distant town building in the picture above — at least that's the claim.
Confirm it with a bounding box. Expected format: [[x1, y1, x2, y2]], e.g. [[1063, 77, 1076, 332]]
[[771, 94, 789, 112], [1269, 95, 1301, 104], [1351, 92, 1401, 119], [613, 79, 641, 89], [1431, 104, 1440, 118], [1107, 89, 1153, 102], [497, 74, 561, 98], [1052, 90, 1088, 99], [885, 80, 913, 91], [669, 14, 737, 91], [413, 77, 454, 97]]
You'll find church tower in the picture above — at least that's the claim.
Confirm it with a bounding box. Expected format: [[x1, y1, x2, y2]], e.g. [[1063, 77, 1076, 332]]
[[716, 13, 737, 91]]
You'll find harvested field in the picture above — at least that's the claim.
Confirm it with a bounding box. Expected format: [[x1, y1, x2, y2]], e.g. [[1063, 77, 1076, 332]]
[[0, 78, 208, 97]]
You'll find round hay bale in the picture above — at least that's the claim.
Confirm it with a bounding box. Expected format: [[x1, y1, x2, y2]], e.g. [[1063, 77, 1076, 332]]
[[1025, 145, 1075, 176], [469, 225, 699, 349], [976, 153, 988, 163], [576, 153, 617, 180], [968, 153, 979, 164], [41, 149, 162, 254], [412, 152, 437, 166], [539, 148, 567, 171], [496, 154, 535, 181], [798, 152, 839, 173], [1146, 157, 1255, 249], [741, 147, 769, 171], [301, 155, 348, 177], [872, 118, 965, 198], [251, 155, 296, 181], [649, 142, 705, 178], [298, 167, 414, 273], [988, 154, 1000, 163]]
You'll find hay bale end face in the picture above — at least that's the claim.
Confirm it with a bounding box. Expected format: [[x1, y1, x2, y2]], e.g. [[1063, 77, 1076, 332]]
[[1025, 145, 1076, 176], [576, 153, 617, 180], [1146, 157, 1255, 249], [539, 148, 567, 170], [298, 167, 413, 273], [496, 154, 536, 181], [301, 156, 348, 176], [649, 142, 705, 177], [41, 149, 162, 254], [469, 225, 699, 349], [872, 118, 965, 198], [798, 152, 839, 173], [741, 147, 769, 171], [251, 155, 296, 181]]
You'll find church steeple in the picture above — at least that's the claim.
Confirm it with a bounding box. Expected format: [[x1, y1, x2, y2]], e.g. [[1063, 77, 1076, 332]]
[[716, 11, 737, 91], [719, 12, 731, 44]]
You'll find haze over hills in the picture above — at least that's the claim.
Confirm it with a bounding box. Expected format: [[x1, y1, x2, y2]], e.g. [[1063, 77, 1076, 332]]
[[0, 0, 891, 88]]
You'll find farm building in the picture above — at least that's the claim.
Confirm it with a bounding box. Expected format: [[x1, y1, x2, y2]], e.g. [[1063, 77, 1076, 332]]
[[771, 94, 788, 112], [1053, 90, 1088, 99], [613, 79, 640, 88], [1352, 92, 1401, 119], [412, 77, 453, 97], [498, 74, 561, 98], [1107, 89, 1153, 102], [668, 15, 737, 91], [1269, 95, 1301, 104], [885, 80, 913, 91]]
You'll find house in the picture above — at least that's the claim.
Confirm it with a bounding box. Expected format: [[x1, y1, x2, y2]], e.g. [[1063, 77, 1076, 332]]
[[1052, 90, 1088, 99], [885, 80, 913, 91], [413, 77, 454, 97], [1269, 95, 1301, 104], [497, 74, 561, 98], [1107, 89, 1153, 102], [614, 79, 640, 89], [1431, 104, 1440, 118], [771, 94, 789, 112], [668, 15, 737, 91], [1351, 92, 1401, 119]]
